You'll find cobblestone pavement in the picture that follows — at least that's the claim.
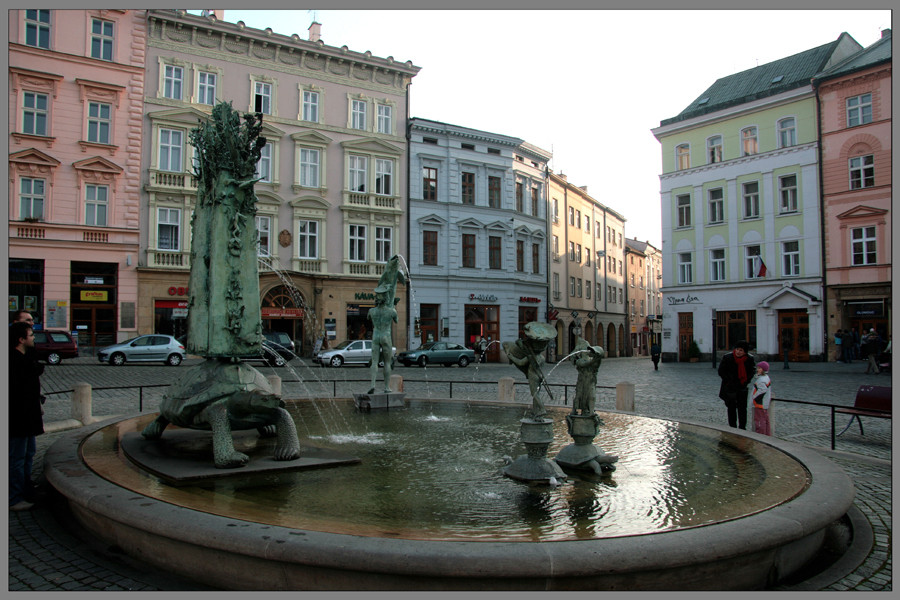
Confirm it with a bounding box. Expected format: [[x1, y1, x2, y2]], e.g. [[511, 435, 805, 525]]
[[10, 355, 892, 591]]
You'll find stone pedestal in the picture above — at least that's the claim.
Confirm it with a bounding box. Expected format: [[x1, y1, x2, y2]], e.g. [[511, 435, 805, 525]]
[[354, 392, 406, 412], [555, 413, 618, 476], [503, 418, 567, 483]]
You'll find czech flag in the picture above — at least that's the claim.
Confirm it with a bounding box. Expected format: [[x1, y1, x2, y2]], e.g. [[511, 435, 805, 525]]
[[756, 256, 767, 278]]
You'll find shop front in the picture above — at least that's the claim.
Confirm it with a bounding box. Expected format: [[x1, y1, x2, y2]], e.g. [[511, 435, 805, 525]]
[[70, 262, 117, 349], [465, 297, 501, 362]]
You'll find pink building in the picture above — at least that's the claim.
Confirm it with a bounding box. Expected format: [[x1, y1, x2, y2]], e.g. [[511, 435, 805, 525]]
[[814, 29, 892, 356], [8, 10, 147, 348]]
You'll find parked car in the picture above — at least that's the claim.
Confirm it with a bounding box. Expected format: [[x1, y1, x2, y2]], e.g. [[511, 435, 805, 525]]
[[398, 341, 476, 368], [98, 334, 186, 366], [314, 339, 396, 368], [239, 331, 296, 367], [32, 330, 79, 365]]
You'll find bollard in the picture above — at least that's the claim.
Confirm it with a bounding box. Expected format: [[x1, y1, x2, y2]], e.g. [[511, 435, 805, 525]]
[[615, 382, 635, 412], [498, 377, 516, 403], [72, 382, 94, 424], [389, 374, 403, 393], [266, 374, 282, 397]]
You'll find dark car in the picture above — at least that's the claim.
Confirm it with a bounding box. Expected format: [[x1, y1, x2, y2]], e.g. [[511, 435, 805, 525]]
[[240, 331, 296, 367], [397, 341, 476, 368], [32, 330, 79, 365]]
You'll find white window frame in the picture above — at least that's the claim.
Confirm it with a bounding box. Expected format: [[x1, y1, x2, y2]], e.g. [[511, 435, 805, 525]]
[[849, 155, 874, 190], [351, 99, 367, 130], [676, 194, 691, 228], [710, 248, 725, 282], [163, 65, 183, 100], [255, 142, 272, 183], [782, 241, 800, 277], [777, 117, 796, 148], [298, 220, 319, 259], [85, 184, 108, 227], [24, 10, 50, 49], [302, 89, 319, 123], [349, 155, 367, 192], [375, 159, 393, 196], [90, 18, 114, 61], [742, 181, 760, 219], [846, 93, 872, 127], [741, 127, 758, 156], [779, 174, 798, 213], [707, 135, 723, 163], [708, 188, 724, 224], [22, 92, 49, 136], [158, 128, 184, 172], [254, 81, 272, 115], [744, 245, 762, 279], [375, 226, 392, 263], [87, 101, 111, 144], [19, 177, 45, 220], [851, 226, 877, 266], [255, 215, 271, 256], [349, 224, 367, 262], [570, 276, 576, 297], [157, 207, 181, 251], [376, 103, 392, 134], [676, 144, 690, 170], [553, 273, 560, 299], [197, 71, 217, 105], [299, 148, 321, 188], [677, 252, 693, 284]]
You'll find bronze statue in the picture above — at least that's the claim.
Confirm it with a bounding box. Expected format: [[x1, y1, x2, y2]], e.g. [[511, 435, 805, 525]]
[[573, 336, 605, 415], [502, 322, 556, 420], [368, 255, 405, 394]]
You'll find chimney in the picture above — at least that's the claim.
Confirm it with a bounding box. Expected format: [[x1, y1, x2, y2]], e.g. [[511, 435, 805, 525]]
[[308, 21, 321, 42], [579, 185, 588, 193], [882, 28, 891, 38], [200, 10, 224, 21]]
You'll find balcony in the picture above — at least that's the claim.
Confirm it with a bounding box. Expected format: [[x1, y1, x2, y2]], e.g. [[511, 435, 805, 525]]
[[11, 221, 137, 247], [146, 169, 198, 193], [342, 191, 399, 211], [292, 258, 325, 273], [148, 250, 190, 269]]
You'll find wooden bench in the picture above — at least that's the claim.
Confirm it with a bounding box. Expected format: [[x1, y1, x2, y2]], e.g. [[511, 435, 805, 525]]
[[836, 385, 892, 437]]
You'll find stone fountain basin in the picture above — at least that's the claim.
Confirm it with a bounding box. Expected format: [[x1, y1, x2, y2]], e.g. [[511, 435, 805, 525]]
[[43, 402, 855, 590]]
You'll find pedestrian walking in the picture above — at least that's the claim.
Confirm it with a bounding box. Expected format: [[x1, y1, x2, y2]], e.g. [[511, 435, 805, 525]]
[[650, 343, 661, 370], [717, 340, 755, 430], [750, 361, 772, 436], [863, 329, 883, 374], [9, 321, 45, 511]]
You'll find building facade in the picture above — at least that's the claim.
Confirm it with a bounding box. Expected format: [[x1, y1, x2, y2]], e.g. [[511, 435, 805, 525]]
[[652, 34, 863, 363], [624, 239, 663, 356], [813, 29, 892, 360], [9, 9, 147, 349], [140, 10, 419, 355], [547, 172, 627, 359], [406, 118, 550, 361]]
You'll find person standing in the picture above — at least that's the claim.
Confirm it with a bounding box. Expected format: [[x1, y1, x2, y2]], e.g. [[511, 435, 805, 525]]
[[833, 330, 843, 362], [9, 321, 45, 511], [750, 361, 772, 436], [650, 342, 661, 370], [717, 340, 755, 430], [841, 329, 853, 363], [864, 329, 883, 374], [851, 328, 860, 361]]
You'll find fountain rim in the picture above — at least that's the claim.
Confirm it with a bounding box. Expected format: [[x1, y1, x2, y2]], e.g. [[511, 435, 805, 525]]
[[44, 408, 855, 584]]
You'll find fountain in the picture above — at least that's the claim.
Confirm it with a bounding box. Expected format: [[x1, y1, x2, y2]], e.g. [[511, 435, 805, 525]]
[[41, 104, 858, 590]]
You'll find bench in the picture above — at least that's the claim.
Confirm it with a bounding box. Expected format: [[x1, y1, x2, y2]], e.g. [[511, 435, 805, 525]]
[[835, 385, 892, 437]]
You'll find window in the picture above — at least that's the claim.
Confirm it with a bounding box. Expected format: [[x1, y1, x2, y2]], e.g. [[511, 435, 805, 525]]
[[740, 127, 758, 156], [461, 143, 475, 150], [91, 19, 114, 61], [255, 215, 271, 256], [19, 178, 45, 220], [297, 148, 320, 188], [553, 273, 560, 300], [552, 198, 560, 223], [745, 245, 762, 279], [351, 99, 367, 130], [298, 221, 318, 259], [851, 226, 877, 266], [349, 155, 367, 192], [516, 182, 524, 212], [576, 244, 582, 263], [742, 181, 759, 219], [198, 72, 216, 105], [349, 224, 366, 262], [570, 277, 576, 297], [849, 155, 874, 189], [532, 243, 540, 274], [158, 128, 183, 171], [157, 207, 180, 250], [164, 65, 183, 100], [577, 279, 583, 298], [375, 227, 392, 262], [569, 241, 576, 261], [576, 210, 581, 229], [25, 10, 50, 49], [254, 82, 272, 114], [302, 90, 319, 122], [488, 176, 501, 208], [569, 206, 575, 226], [631, 299, 635, 315], [630, 273, 635, 287], [376, 104, 392, 134], [707, 136, 723, 163], [778, 118, 796, 147], [255, 142, 272, 182], [708, 188, 724, 223], [423, 167, 437, 200], [846, 93, 872, 127], [779, 174, 797, 213], [375, 159, 393, 196], [461, 172, 475, 204], [22, 92, 48, 136], [423, 231, 438, 266], [489, 236, 502, 269], [584, 216, 590, 233], [676, 144, 690, 170], [516, 241, 525, 272], [677, 253, 693, 284], [716, 310, 757, 352], [586, 282, 591, 300], [676, 194, 691, 228], [782, 241, 800, 276], [619, 288, 623, 303], [85, 184, 108, 227], [710, 248, 725, 282], [87, 102, 111, 144], [531, 186, 539, 216], [462, 233, 475, 268]]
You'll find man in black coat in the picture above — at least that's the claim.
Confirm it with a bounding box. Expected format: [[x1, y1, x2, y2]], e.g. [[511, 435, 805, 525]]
[[9, 321, 44, 511], [717, 340, 755, 430]]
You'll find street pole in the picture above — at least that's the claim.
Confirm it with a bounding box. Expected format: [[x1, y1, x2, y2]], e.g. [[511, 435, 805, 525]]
[[711, 309, 717, 368]]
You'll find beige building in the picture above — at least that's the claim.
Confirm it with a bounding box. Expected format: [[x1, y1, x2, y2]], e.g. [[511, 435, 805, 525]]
[[625, 239, 663, 356], [547, 171, 626, 358], [139, 10, 419, 355]]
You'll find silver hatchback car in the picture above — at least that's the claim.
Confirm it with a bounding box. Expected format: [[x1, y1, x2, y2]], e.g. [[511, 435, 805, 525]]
[[314, 339, 396, 368], [97, 334, 186, 366]]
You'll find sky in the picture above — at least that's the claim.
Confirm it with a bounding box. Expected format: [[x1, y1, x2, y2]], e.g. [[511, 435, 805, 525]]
[[195, 9, 891, 246]]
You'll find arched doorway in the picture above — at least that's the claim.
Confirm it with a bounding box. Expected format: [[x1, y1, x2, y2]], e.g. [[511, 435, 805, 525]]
[[584, 320, 594, 345], [568, 321, 577, 356], [596, 322, 604, 352], [262, 285, 306, 355], [607, 323, 616, 357], [618, 324, 626, 357], [553, 320, 565, 362]]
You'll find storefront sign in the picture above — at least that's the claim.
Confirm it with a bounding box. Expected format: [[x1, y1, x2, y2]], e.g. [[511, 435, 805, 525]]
[[80, 290, 108, 302], [519, 296, 541, 303], [172, 308, 188, 318], [168, 286, 190, 296], [84, 277, 104, 285], [666, 294, 701, 306], [469, 293, 498, 302], [156, 300, 189, 309], [262, 307, 304, 318], [354, 292, 376, 301], [848, 301, 884, 317]]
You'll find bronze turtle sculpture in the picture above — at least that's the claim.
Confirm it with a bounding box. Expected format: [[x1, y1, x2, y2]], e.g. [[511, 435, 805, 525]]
[[141, 359, 301, 468]]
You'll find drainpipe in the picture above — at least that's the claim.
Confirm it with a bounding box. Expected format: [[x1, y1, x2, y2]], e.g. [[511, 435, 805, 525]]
[[405, 84, 413, 351], [813, 77, 828, 362]]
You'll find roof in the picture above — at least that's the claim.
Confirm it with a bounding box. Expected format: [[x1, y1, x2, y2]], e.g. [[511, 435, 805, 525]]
[[660, 33, 862, 126], [814, 29, 891, 83]]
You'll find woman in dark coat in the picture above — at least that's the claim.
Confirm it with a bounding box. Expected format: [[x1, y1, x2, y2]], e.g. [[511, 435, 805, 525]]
[[717, 340, 755, 430], [9, 322, 44, 510]]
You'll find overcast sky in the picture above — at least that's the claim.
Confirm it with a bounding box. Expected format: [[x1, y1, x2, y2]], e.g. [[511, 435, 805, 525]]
[[199, 9, 891, 246]]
